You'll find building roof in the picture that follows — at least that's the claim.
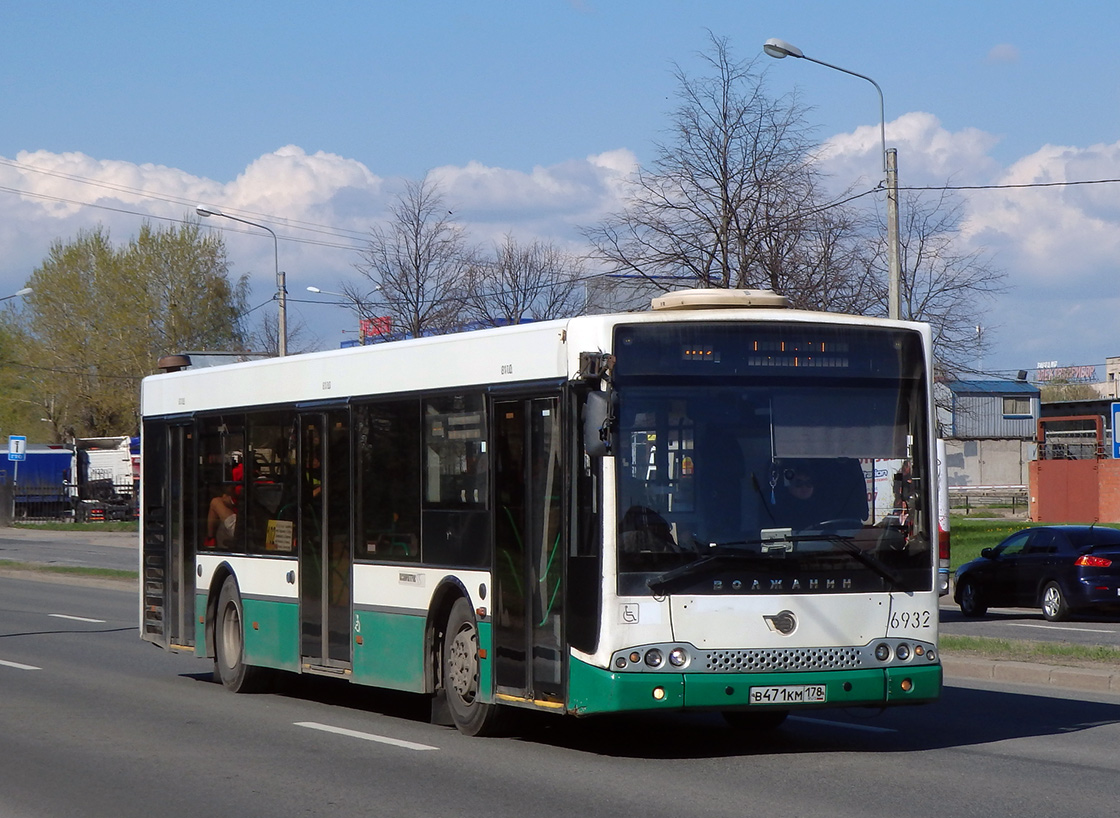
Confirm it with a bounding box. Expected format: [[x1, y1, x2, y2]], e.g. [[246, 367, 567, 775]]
[[946, 379, 1040, 396]]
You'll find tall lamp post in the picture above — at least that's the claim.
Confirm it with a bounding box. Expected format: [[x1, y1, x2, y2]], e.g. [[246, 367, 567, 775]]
[[763, 38, 902, 321], [196, 205, 287, 356], [0, 287, 32, 303]]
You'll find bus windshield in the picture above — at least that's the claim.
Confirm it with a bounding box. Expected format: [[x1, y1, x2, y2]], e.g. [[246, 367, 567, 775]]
[[612, 322, 931, 596]]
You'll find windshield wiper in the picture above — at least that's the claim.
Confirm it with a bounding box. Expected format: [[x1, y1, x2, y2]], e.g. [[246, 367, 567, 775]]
[[789, 533, 905, 590]]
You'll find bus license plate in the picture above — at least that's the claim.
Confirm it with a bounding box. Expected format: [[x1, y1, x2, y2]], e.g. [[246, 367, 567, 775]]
[[749, 684, 827, 704]]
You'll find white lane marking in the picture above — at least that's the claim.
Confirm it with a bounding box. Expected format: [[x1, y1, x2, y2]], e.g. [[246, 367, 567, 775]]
[[789, 716, 896, 734], [49, 614, 106, 623], [0, 658, 42, 671], [295, 721, 439, 751], [1005, 623, 1117, 634]]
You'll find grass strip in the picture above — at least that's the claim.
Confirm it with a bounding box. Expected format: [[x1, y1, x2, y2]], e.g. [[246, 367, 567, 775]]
[[0, 559, 137, 581], [9, 521, 138, 533], [941, 633, 1120, 668]]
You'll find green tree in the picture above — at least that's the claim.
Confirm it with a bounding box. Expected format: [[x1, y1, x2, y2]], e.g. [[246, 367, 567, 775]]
[[0, 318, 50, 441], [15, 219, 248, 438]]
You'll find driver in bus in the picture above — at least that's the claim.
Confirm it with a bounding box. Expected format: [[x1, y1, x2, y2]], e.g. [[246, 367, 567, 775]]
[[773, 459, 869, 533]]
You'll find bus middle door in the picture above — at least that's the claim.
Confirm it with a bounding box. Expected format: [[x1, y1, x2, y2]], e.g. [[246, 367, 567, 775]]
[[298, 410, 352, 672], [493, 397, 565, 706]]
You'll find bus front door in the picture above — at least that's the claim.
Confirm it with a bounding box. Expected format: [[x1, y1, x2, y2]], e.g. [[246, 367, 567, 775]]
[[298, 411, 352, 671], [493, 398, 565, 706]]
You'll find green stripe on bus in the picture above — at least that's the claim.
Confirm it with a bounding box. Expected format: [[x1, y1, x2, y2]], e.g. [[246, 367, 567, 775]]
[[352, 609, 428, 692], [241, 597, 301, 671], [567, 656, 685, 714], [567, 657, 942, 715], [194, 593, 207, 658]]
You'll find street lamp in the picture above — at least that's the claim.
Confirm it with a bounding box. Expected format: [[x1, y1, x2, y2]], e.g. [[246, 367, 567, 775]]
[[0, 287, 32, 302], [196, 205, 287, 356], [307, 285, 378, 344], [763, 38, 903, 320]]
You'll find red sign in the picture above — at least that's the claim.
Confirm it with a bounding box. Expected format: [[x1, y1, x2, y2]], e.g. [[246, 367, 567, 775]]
[[360, 317, 392, 338]]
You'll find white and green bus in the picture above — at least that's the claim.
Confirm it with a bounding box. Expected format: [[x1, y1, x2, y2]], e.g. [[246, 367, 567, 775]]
[[140, 288, 941, 735]]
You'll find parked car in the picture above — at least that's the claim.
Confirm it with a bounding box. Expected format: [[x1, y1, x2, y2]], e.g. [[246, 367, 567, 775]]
[[954, 525, 1120, 621]]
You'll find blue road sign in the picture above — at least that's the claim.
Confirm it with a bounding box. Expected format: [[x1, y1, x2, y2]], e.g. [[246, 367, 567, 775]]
[[7, 435, 27, 462], [1112, 403, 1120, 459]]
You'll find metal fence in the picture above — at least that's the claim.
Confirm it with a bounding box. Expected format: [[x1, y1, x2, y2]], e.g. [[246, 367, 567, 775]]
[[7, 478, 137, 522], [948, 485, 1029, 517]]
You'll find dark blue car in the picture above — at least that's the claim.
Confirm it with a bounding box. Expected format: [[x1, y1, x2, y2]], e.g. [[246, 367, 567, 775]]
[[954, 525, 1120, 621]]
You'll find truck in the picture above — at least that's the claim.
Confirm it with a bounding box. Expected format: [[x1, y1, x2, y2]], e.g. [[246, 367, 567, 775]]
[[74, 436, 138, 520], [1, 444, 76, 519]]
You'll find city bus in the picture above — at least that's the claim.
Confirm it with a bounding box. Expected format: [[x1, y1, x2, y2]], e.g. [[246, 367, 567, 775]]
[[139, 288, 941, 736]]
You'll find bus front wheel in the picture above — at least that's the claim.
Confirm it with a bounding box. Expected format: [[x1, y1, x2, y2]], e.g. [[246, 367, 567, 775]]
[[214, 575, 268, 693], [442, 598, 504, 736]]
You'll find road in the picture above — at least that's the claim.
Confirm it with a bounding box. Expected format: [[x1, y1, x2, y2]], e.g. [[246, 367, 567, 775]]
[[941, 596, 1120, 648], [3, 574, 1120, 817], [0, 526, 137, 572]]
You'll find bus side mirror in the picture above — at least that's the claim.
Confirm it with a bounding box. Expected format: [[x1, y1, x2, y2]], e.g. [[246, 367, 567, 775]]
[[584, 391, 614, 458]]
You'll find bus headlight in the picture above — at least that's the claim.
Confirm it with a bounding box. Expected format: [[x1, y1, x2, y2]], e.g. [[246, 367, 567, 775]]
[[874, 643, 891, 662], [895, 644, 911, 661], [644, 649, 664, 668], [668, 647, 689, 667]]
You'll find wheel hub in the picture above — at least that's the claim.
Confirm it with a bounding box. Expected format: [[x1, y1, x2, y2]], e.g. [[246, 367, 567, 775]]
[[447, 627, 478, 702]]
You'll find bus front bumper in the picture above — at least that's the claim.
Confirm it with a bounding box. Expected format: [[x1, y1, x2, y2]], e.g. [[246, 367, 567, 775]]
[[567, 657, 942, 716]]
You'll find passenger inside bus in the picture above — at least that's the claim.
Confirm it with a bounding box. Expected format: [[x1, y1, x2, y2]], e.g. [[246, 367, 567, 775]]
[[206, 480, 238, 549]]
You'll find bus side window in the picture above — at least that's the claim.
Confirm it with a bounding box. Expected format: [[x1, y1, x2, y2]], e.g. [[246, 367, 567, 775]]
[[423, 395, 487, 509], [245, 412, 297, 554], [356, 400, 421, 561], [198, 414, 245, 553]]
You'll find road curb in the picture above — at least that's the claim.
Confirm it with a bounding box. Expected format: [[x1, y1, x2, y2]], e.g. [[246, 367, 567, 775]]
[[943, 655, 1120, 694]]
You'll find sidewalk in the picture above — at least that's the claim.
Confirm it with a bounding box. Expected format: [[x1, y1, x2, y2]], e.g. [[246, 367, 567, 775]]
[[943, 654, 1120, 694], [0, 525, 136, 549]]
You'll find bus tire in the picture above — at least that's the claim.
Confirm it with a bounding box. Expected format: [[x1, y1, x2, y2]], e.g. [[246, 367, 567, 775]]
[[722, 709, 789, 731], [442, 597, 504, 736], [214, 575, 268, 693]]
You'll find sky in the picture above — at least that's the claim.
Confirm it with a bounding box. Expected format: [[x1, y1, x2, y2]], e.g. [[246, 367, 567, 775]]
[[3, 0, 1119, 379]]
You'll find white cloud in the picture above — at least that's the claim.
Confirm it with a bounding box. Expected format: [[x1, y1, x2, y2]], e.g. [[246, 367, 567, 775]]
[[964, 140, 1120, 287], [817, 111, 1001, 189], [0, 145, 634, 348], [4, 130, 1117, 369], [815, 113, 1120, 370], [427, 149, 635, 242]]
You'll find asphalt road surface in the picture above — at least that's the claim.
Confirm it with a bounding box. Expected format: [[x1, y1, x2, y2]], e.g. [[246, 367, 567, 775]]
[[940, 594, 1120, 648], [0, 525, 137, 572], [3, 574, 1120, 818]]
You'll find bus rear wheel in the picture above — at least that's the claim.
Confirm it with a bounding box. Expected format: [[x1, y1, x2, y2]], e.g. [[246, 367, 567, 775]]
[[442, 598, 504, 736], [214, 575, 268, 693]]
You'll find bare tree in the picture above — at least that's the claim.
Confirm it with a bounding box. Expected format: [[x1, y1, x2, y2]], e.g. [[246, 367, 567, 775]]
[[350, 178, 470, 339], [244, 310, 319, 356], [460, 235, 586, 326], [584, 32, 864, 303], [862, 188, 1007, 379]]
